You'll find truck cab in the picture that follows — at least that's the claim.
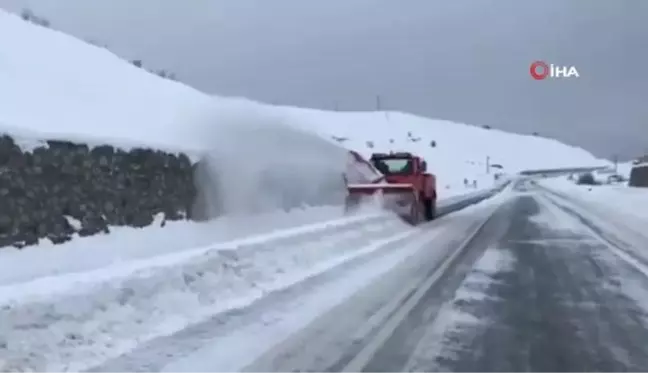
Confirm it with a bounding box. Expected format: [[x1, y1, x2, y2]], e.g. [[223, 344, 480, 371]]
[[371, 152, 423, 177], [370, 153, 435, 197], [370, 152, 437, 221]]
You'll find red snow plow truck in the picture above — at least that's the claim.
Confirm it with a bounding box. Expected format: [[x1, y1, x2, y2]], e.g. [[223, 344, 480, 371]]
[[344, 151, 437, 224]]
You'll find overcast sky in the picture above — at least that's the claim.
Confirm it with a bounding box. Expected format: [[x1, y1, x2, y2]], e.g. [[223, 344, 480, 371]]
[[1, 0, 646, 160]]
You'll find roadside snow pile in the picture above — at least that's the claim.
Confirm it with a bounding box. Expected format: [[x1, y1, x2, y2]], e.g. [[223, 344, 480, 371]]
[[0, 212, 411, 372], [541, 178, 648, 219], [539, 178, 648, 237], [539, 178, 648, 271], [0, 205, 361, 285]]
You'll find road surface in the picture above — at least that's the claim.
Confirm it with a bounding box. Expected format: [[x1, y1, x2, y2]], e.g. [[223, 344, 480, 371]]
[[91, 181, 648, 372]]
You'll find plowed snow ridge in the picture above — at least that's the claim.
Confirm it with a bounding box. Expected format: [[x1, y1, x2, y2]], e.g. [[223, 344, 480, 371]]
[[0, 212, 414, 372]]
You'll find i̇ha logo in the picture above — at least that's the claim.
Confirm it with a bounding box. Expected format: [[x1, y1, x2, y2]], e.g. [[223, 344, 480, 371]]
[[529, 61, 580, 80]]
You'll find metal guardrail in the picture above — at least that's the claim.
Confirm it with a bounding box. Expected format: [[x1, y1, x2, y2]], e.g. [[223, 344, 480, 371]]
[[518, 166, 608, 176], [436, 180, 512, 218]]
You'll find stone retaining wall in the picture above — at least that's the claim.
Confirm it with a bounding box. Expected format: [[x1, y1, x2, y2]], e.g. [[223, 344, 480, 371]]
[[0, 134, 197, 248]]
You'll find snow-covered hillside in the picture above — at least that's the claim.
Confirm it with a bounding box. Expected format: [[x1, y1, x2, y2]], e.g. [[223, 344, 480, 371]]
[[277, 108, 608, 191], [0, 9, 607, 203]]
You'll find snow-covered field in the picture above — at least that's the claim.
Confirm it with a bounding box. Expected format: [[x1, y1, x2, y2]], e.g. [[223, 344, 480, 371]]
[[0, 8, 615, 371]]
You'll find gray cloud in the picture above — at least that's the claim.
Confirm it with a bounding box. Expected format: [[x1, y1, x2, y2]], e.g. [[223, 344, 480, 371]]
[[1, 0, 646, 160]]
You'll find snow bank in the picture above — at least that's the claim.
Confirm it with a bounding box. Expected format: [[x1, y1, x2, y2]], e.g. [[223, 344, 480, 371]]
[[540, 178, 648, 224], [538, 178, 648, 275], [0, 212, 411, 372], [0, 205, 367, 286]]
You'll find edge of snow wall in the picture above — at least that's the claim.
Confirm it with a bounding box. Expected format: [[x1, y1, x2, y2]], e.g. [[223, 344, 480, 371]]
[[0, 134, 197, 249], [629, 162, 648, 187]]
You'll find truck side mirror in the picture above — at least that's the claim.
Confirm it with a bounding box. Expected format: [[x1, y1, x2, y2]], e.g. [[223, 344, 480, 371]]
[[421, 161, 427, 172]]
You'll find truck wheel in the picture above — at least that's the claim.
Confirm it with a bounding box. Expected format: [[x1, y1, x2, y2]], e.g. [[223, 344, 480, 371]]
[[408, 201, 425, 225], [424, 199, 436, 221], [418, 202, 427, 224]]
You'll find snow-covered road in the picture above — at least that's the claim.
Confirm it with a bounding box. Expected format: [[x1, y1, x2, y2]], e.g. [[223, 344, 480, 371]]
[[398, 188, 648, 372], [0, 183, 508, 372], [90, 189, 512, 372], [147, 180, 648, 372], [229, 181, 648, 372], [5, 180, 648, 372]]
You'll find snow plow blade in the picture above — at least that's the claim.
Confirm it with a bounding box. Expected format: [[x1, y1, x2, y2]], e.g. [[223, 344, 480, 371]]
[[346, 183, 416, 194], [345, 183, 423, 224]]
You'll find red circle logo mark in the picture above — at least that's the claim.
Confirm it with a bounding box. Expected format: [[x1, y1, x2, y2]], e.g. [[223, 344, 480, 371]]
[[530, 61, 549, 80]]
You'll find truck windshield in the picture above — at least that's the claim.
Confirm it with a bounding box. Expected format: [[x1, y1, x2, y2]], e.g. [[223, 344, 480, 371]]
[[372, 158, 413, 175]]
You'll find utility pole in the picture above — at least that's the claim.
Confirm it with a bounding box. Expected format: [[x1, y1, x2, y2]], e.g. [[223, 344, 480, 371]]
[[486, 156, 490, 174], [612, 154, 618, 173], [376, 94, 390, 120]]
